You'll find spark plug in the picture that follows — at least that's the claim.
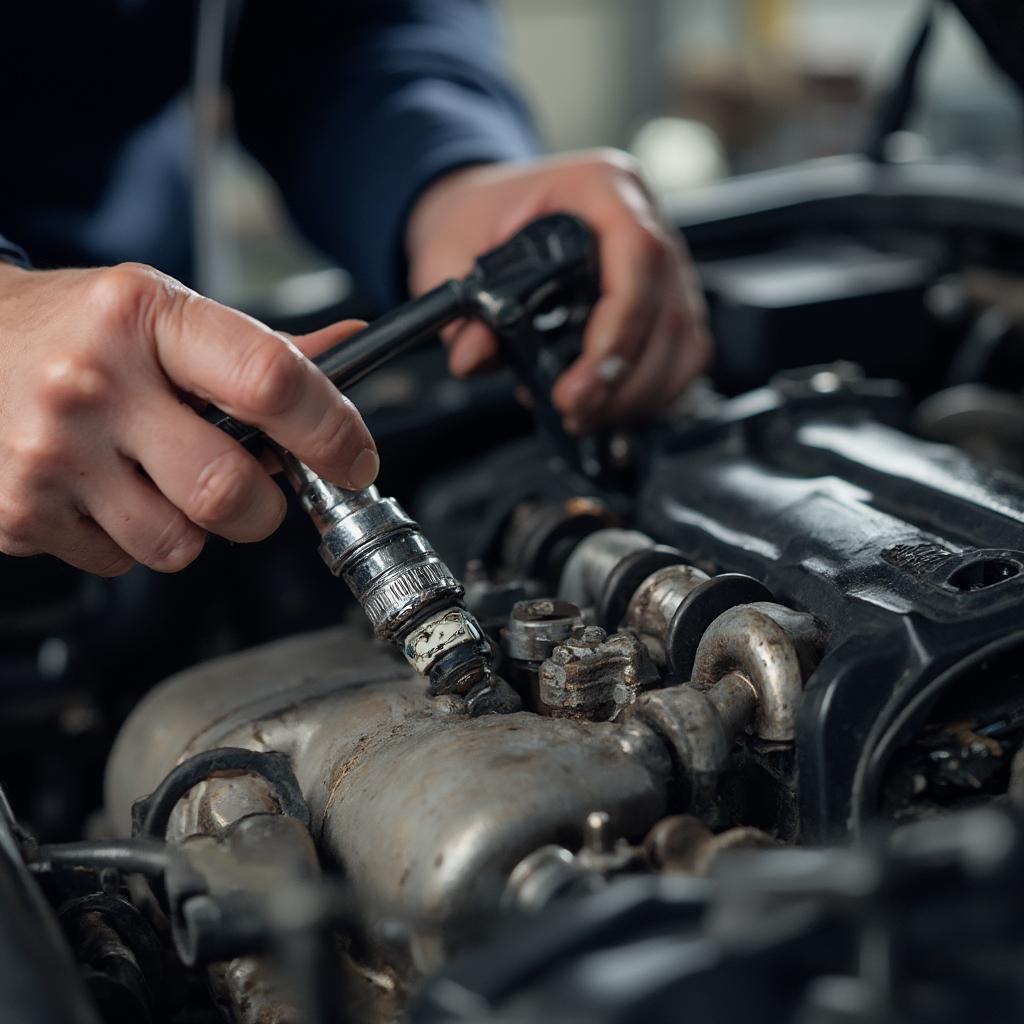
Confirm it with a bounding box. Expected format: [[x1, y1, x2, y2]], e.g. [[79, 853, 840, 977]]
[[277, 450, 492, 695]]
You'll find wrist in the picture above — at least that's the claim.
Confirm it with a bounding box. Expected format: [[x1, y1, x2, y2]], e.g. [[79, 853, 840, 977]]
[[405, 164, 491, 266]]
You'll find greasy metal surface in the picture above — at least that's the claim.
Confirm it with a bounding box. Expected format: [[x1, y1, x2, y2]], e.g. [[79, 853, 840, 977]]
[[637, 378, 1024, 838], [538, 627, 659, 720], [415, 801, 1024, 1023], [168, 774, 282, 843], [625, 564, 710, 663], [643, 814, 776, 875], [105, 627, 377, 833], [106, 627, 673, 970], [500, 599, 583, 664], [209, 956, 299, 1024], [691, 603, 815, 742], [504, 813, 638, 912], [627, 675, 757, 813], [706, 671, 761, 740], [503, 846, 592, 911], [169, 756, 321, 1023], [558, 529, 652, 609]]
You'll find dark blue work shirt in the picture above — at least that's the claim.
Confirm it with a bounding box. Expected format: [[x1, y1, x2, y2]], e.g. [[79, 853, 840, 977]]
[[0, 0, 539, 307]]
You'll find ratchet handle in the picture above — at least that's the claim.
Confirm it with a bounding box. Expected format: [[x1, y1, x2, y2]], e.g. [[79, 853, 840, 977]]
[[202, 213, 606, 477], [200, 279, 468, 448]]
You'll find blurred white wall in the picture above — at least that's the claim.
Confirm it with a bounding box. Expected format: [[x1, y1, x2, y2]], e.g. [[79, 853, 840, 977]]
[[498, 0, 660, 149], [499, 0, 1022, 162]]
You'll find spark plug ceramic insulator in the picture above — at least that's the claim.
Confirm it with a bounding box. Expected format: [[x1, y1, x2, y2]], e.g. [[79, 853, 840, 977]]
[[278, 451, 491, 695]]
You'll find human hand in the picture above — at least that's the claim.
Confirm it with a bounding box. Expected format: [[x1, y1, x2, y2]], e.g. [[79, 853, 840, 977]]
[[405, 150, 710, 434], [0, 262, 377, 575]]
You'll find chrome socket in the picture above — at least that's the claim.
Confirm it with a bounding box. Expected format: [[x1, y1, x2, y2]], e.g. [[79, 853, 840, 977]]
[[279, 452, 491, 692]]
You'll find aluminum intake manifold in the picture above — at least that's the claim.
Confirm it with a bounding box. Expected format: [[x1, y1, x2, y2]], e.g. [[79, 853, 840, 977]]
[[104, 627, 676, 970]]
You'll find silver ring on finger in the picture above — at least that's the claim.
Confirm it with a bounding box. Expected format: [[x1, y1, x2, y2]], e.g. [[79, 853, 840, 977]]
[[596, 355, 630, 384]]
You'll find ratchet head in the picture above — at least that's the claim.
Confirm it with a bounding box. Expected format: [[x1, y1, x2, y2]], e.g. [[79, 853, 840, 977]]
[[204, 213, 609, 478], [461, 212, 599, 332], [461, 213, 610, 481]]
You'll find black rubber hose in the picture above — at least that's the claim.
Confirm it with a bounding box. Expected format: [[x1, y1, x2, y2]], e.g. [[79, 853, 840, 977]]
[[131, 747, 309, 840], [33, 840, 173, 879]]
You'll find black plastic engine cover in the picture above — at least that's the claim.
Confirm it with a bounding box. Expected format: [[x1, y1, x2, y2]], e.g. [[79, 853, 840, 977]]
[[636, 371, 1024, 842]]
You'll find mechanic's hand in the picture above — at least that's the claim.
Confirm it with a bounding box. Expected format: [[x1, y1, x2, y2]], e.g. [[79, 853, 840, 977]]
[[0, 262, 377, 576], [406, 150, 711, 434]]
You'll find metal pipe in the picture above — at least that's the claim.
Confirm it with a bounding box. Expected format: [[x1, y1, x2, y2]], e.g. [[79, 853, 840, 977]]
[[558, 529, 654, 609], [33, 840, 173, 879], [626, 564, 711, 663], [691, 602, 821, 742]]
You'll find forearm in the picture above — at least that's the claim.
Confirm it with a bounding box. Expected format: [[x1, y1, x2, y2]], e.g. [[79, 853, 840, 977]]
[[231, 0, 541, 309]]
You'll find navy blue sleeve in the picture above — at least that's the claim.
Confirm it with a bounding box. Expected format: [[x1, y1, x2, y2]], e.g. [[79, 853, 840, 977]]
[[0, 234, 30, 268], [231, 0, 541, 309]]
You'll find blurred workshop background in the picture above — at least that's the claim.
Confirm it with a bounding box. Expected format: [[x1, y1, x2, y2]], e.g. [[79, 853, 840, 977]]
[[212, 0, 1024, 319], [502, 0, 1023, 177]]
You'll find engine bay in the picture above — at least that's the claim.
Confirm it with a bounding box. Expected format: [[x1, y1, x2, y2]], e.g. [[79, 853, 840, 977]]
[[6, 90, 1024, 1024]]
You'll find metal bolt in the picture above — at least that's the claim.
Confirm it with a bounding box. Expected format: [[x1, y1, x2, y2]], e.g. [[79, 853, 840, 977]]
[[527, 599, 556, 617], [551, 646, 574, 666], [502, 599, 584, 664], [584, 811, 613, 854]]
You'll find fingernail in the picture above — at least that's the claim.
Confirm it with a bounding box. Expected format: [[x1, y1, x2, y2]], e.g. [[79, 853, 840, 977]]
[[347, 448, 379, 489]]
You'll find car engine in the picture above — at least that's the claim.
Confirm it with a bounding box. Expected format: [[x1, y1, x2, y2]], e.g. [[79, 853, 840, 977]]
[[6, 12, 1024, 1022]]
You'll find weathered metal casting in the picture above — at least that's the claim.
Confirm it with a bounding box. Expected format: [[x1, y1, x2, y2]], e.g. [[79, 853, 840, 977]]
[[625, 564, 710, 664], [500, 598, 584, 665], [105, 629, 675, 973], [623, 600, 819, 814], [691, 602, 823, 742], [558, 529, 653, 610], [537, 626, 659, 720]]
